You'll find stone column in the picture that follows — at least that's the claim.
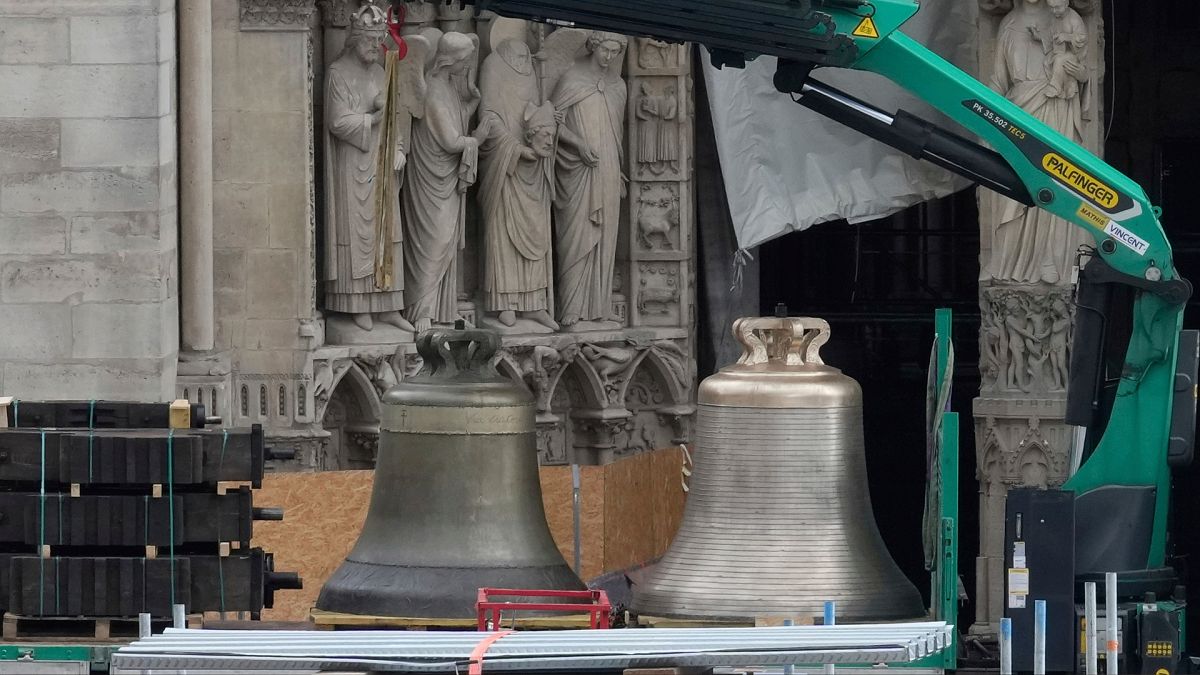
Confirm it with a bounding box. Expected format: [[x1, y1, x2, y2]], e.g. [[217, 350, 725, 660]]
[[971, 0, 1104, 638], [180, 0, 216, 351]]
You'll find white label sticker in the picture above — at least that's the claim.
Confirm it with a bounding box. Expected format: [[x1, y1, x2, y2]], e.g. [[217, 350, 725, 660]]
[[1013, 541, 1026, 569], [1105, 221, 1149, 256], [1009, 568, 1030, 595]]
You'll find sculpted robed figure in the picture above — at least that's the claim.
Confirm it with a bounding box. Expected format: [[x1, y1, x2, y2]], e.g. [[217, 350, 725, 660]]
[[551, 32, 628, 331], [478, 39, 560, 333], [402, 32, 487, 333], [322, 9, 415, 333]]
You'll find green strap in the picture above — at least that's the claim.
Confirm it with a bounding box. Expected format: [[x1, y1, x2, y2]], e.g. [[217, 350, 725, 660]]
[[167, 430, 176, 608], [13, 399, 20, 427], [38, 428, 44, 615]]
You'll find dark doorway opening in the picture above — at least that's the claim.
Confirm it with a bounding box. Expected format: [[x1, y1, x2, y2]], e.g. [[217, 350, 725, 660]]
[[757, 192, 984, 624]]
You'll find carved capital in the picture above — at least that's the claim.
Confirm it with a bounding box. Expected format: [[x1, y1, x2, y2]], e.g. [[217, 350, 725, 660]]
[[240, 0, 318, 31]]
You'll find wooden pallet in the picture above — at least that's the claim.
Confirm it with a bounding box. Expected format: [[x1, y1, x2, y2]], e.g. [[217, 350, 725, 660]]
[[309, 607, 597, 631], [1, 612, 202, 640]]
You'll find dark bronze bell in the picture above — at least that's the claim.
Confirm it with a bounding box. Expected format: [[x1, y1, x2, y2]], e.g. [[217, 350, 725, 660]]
[[317, 327, 585, 618]]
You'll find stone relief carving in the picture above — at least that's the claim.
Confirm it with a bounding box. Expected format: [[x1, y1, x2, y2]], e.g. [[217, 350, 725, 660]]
[[979, 287, 1074, 395], [240, 0, 319, 31], [636, 38, 682, 70], [637, 183, 679, 251], [582, 342, 640, 405], [516, 344, 581, 413], [323, 5, 419, 336], [544, 30, 629, 331], [403, 32, 485, 332], [477, 39, 560, 333], [637, 263, 680, 317], [636, 81, 679, 176]]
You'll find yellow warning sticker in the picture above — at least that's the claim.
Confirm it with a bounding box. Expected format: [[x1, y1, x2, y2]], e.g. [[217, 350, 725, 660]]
[[853, 16, 880, 39], [1076, 202, 1108, 231]]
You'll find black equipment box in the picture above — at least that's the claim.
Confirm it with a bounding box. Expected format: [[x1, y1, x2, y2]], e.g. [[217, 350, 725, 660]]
[[1004, 487, 1076, 673]]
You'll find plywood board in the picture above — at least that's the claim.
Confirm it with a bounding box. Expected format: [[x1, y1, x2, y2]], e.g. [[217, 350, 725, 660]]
[[251, 448, 688, 622], [252, 470, 374, 621], [539, 464, 606, 581]]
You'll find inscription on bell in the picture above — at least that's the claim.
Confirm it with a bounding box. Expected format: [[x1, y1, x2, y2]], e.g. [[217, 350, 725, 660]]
[[385, 404, 533, 435]]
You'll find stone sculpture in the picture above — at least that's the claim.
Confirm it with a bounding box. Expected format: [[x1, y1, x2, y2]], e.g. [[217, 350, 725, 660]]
[[543, 31, 629, 331], [477, 39, 560, 332], [982, 0, 1090, 285], [636, 81, 679, 175], [978, 288, 1075, 395], [322, 5, 416, 333], [1040, 0, 1088, 99], [402, 31, 486, 332]]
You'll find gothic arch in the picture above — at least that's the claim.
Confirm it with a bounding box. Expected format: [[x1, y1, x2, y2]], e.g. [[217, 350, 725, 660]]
[[616, 348, 685, 406], [547, 355, 607, 410], [1018, 443, 1051, 488], [493, 353, 529, 392], [319, 363, 382, 471]]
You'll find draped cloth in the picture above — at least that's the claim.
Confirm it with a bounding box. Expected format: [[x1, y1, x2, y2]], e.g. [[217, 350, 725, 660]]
[[983, 2, 1089, 285], [478, 43, 554, 313], [322, 54, 405, 314], [552, 68, 626, 323], [700, 0, 976, 250], [402, 76, 478, 323]]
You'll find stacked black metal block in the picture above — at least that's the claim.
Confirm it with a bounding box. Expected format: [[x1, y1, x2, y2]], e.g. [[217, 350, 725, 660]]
[[0, 400, 301, 622]]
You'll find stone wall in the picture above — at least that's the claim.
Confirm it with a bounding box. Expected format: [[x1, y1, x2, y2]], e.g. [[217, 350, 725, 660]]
[[0, 0, 179, 400], [176, 0, 322, 430]]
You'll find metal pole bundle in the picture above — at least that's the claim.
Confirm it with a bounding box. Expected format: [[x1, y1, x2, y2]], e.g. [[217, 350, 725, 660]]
[[1085, 581, 1098, 674], [1106, 572, 1118, 674]]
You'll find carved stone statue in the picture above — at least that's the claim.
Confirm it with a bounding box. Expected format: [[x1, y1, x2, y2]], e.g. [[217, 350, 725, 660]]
[[477, 38, 560, 333], [636, 82, 679, 176], [402, 31, 486, 332], [322, 5, 416, 333], [982, 0, 1089, 285], [547, 31, 628, 331]]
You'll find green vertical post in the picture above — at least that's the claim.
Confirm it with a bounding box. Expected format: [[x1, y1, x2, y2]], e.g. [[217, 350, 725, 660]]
[[935, 309, 959, 670]]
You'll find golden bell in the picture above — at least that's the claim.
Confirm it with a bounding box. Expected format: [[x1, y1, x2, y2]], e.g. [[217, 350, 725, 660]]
[[633, 317, 925, 621]]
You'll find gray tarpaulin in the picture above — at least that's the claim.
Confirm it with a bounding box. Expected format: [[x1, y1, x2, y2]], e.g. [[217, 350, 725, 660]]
[[700, 0, 979, 250]]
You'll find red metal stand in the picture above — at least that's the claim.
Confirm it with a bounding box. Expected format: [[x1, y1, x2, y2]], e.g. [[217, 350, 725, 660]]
[[475, 588, 612, 631]]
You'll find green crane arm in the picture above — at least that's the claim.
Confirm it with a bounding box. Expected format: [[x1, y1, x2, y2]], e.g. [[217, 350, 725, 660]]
[[468, 0, 1193, 572]]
